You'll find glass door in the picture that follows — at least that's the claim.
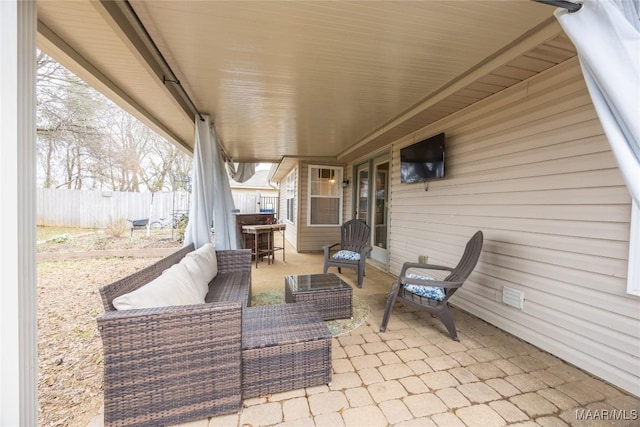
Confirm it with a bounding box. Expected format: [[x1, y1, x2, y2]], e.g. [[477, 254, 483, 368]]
[[370, 159, 389, 265]]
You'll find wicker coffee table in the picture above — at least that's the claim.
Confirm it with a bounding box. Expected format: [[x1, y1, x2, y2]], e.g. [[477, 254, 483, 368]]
[[285, 273, 352, 320]]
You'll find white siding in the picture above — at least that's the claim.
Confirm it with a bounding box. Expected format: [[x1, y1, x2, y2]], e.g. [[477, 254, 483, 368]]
[[386, 58, 639, 396], [278, 165, 299, 252]]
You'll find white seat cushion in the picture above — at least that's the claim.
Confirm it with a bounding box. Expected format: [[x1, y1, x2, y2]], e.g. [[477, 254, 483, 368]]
[[113, 261, 204, 310]]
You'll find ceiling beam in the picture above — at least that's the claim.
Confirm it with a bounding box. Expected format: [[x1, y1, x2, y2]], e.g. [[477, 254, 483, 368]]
[[93, 0, 202, 124]]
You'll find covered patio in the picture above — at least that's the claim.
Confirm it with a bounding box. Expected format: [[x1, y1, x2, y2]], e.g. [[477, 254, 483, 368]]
[[84, 245, 639, 426]]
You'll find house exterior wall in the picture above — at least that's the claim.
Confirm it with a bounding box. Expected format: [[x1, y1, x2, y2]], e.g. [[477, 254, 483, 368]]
[[275, 160, 348, 252], [378, 58, 638, 396], [277, 165, 299, 251], [343, 166, 354, 222], [298, 160, 345, 252]]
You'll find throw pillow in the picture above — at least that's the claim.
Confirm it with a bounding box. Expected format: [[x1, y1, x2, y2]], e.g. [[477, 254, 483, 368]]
[[180, 243, 218, 298], [113, 261, 204, 310]]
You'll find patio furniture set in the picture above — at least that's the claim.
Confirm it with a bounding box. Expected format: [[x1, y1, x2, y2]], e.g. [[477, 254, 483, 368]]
[[96, 220, 482, 426], [97, 245, 347, 427]]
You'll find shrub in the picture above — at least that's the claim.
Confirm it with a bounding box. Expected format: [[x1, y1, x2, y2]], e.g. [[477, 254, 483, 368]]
[[105, 217, 127, 238], [50, 233, 72, 244], [175, 214, 188, 243]]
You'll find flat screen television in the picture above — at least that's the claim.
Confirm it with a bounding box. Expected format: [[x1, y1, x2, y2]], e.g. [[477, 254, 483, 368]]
[[400, 132, 445, 183]]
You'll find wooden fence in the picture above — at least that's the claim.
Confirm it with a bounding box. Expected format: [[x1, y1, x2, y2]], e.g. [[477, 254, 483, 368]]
[[37, 188, 278, 228]]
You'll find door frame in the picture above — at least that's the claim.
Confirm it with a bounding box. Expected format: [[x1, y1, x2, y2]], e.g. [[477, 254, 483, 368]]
[[351, 152, 390, 271]]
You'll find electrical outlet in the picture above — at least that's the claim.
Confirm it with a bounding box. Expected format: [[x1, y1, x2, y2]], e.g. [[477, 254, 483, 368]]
[[418, 255, 427, 264]]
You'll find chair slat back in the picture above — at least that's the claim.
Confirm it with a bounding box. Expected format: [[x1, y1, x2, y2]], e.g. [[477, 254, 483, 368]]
[[445, 231, 483, 284], [340, 219, 370, 252]]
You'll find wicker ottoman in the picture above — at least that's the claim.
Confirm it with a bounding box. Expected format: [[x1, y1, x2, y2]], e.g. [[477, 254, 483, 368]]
[[285, 273, 353, 320], [241, 303, 332, 398]]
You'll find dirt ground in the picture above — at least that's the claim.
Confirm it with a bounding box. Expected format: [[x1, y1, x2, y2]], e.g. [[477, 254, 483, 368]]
[[37, 230, 182, 427]]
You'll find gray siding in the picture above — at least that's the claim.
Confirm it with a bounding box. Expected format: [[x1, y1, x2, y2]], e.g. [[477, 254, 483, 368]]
[[343, 166, 354, 222], [298, 161, 345, 252], [386, 58, 639, 396]]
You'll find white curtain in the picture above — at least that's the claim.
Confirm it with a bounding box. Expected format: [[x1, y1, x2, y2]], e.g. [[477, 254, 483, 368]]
[[556, 0, 640, 292], [211, 126, 239, 250], [555, 0, 640, 205], [184, 115, 239, 250], [227, 162, 257, 183]]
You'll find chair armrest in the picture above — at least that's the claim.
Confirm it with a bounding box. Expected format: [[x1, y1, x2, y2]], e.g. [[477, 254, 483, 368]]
[[217, 249, 252, 274], [401, 276, 463, 290], [98, 302, 243, 381], [399, 262, 454, 277], [98, 302, 243, 424], [98, 302, 242, 343], [323, 243, 340, 256]]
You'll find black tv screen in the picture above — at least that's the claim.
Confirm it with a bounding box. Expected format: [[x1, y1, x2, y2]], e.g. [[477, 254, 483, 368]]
[[400, 132, 445, 183]]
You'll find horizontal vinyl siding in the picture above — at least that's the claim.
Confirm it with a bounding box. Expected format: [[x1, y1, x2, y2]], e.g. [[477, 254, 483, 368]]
[[387, 58, 639, 396], [278, 166, 298, 251], [298, 161, 344, 252], [343, 166, 354, 222]]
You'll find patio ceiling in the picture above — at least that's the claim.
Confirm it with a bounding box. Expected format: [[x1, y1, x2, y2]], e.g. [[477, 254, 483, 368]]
[[36, 1, 574, 164]]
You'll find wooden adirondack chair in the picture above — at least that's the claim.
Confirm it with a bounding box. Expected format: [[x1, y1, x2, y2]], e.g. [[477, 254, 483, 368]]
[[322, 219, 372, 288], [380, 231, 483, 341]]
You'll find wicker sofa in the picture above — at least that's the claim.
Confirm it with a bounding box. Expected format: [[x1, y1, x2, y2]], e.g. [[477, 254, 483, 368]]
[[98, 245, 250, 426], [97, 244, 331, 427]]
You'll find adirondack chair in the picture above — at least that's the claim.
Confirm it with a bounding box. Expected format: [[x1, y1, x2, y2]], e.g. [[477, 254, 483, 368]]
[[322, 219, 372, 288], [380, 231, 483, 341]]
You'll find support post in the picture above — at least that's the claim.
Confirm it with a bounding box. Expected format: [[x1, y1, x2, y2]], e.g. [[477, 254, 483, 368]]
[[0, 0, 38, 425]]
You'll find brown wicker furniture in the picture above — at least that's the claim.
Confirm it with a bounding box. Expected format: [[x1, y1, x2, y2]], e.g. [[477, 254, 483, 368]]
[[380, 231, 484, 341], [241, 302, 332, 398], [97, 245, 252, 427], [285, 273, 353, 320], [323, 219, 372, 288]]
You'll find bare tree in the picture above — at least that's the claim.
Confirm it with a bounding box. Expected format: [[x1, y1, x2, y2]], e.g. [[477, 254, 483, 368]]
[[36, 51, 192, 192]]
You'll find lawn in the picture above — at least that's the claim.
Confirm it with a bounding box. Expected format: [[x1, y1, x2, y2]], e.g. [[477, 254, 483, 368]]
[[36, 230, 180, 427], [37, 226, 97, 242]]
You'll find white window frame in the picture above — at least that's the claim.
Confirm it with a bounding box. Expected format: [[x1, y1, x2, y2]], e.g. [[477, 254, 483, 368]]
[[307, 165, 343, 227], [628, 200, 639, 295], [284, 169, 296, 224]]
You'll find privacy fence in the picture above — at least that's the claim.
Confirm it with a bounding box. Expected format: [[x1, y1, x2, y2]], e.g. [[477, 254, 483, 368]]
[[37, 189, 278, 228]]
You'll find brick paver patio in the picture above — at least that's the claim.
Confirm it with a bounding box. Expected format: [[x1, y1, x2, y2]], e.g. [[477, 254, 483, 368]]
[[88, 246, 640, 427]]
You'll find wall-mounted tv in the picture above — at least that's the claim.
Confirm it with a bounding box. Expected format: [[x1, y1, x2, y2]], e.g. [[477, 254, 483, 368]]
[[400, 132, 445, 183]]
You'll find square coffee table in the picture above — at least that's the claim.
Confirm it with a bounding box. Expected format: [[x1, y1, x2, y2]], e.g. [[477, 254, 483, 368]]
[[285, 273, 352, 321]]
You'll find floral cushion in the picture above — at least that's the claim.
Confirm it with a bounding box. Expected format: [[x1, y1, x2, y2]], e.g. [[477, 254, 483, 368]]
[[333, 250, 360, 261], [402, 273, 446, 301]]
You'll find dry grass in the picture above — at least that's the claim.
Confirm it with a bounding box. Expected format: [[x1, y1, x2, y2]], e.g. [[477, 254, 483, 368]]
[[37, 229, 181, 427]]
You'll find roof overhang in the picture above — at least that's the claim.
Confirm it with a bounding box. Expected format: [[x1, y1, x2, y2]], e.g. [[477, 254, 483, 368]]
[[36, 1, 574, 164]]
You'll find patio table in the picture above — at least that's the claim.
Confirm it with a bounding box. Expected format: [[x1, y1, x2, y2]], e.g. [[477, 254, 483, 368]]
[[285, 273, 352, 320], [242, 223, 286, 267]]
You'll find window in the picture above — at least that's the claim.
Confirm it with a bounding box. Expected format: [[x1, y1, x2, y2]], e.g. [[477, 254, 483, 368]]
[[308, 165, 342, 226], [285, 170, 296, 223]]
